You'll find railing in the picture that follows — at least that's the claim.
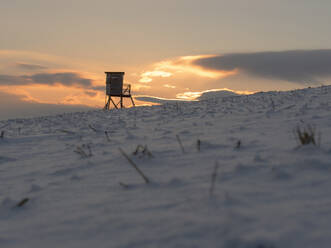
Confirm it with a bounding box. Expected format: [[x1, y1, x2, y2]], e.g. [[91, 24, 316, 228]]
[[122, 84, 131, 95]]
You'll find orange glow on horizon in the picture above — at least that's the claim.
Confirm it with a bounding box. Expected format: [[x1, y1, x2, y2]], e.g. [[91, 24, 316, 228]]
[[0, 84, 103, 107], [0, 50, 252, 111]]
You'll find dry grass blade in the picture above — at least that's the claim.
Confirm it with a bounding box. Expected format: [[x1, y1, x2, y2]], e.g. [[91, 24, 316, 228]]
[[88, 124, 98, 132], [119, 182, 129, 188], [105, 131, 111, 142], [118, 147, 150, 184], [57, 129, 75, 135], [16, 198, 29, 207], [197, 139, 201, 152], [209, 161, 219, 197], [176, 135, 185, 154]]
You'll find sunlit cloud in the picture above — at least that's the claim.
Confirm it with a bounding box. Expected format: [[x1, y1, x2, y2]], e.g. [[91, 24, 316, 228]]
[[175, 91, 202, 100], [138, 54, 237, 84], [163, 84, 176, 89], [132, 83, 152, 91], [139, 70, 173, 83]]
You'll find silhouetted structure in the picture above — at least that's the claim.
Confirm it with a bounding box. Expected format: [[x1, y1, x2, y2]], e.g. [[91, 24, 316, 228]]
[[104, 72, 135, 109]]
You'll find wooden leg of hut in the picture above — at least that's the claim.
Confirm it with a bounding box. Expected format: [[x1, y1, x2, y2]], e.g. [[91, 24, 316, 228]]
[[104, 96, 111, 110], [110, 97, 118, 109], [130, 96, 135, 107]]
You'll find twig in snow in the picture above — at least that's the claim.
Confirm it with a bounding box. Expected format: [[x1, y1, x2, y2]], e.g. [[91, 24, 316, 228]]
[[57, 129, 76, 135], [118, 147, 150, 184], [209, 161, 219, 197], [119, 182, 129, 189], [235, 140, 241, 149], [88, 124, 98, 132], [197, 139, 201, 152], [176, 135, 185, 154], [105, 131, 111, 142], [16, 198, 29, 207], [0, 131, 4, 139]]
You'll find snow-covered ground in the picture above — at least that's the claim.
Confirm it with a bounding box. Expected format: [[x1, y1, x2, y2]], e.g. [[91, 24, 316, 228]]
[[1, 86, 331, 248]]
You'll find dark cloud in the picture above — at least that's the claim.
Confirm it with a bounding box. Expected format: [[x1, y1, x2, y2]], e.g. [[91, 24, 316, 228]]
[[0, 74, 27, 85], [194, 50, 331, 84], [16, 63, 47, 70], [91, 85, 105, 92], [84, 90, 97, 97], [0, 72, 93, 88], [25, 73, 92, 87]]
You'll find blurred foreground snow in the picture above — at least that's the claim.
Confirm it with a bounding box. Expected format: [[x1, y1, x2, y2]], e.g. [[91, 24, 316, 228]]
[[1, 86, 331, 248]]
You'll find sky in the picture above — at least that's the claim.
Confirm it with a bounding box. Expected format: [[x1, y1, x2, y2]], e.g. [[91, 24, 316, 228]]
[[1, 0, 331, 120]]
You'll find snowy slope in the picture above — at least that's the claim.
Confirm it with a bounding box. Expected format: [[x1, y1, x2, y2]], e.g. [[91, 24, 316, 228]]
[[1, 86, 331, 248]]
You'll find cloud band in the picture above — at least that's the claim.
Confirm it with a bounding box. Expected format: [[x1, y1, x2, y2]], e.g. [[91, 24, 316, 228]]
[[194, 50, 331, 83]]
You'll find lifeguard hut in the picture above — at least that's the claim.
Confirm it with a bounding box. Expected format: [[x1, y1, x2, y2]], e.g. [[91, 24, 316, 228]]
[[104, 72, 135, 109]]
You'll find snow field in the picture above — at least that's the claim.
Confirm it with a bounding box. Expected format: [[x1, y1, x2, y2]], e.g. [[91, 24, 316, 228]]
[[1, 86, 331, 247]]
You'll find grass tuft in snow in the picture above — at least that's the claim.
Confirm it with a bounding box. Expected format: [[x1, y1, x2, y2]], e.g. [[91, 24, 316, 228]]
[[294, 124, 319, 146], [74, 144, 92, 158], [132, 144, 153, 158]]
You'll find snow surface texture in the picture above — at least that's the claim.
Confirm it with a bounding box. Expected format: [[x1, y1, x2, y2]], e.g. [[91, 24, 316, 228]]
[[1, 86, 331, 248]]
